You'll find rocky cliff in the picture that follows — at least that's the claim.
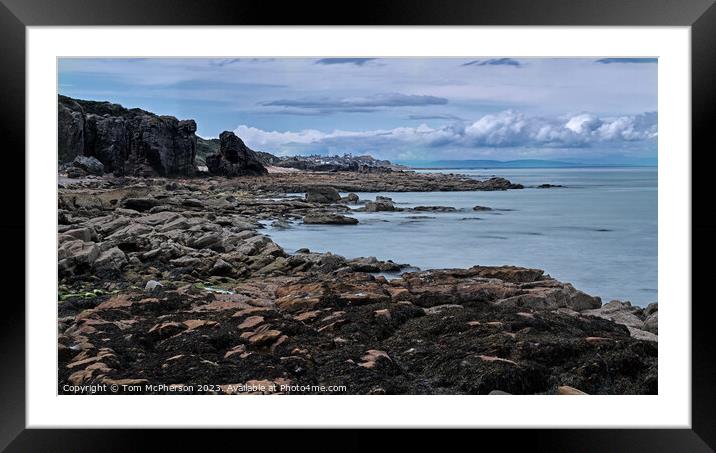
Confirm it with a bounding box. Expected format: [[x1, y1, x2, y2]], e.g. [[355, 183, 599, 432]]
[[205, 131, 268, 176], [58, 95, 198, 177]]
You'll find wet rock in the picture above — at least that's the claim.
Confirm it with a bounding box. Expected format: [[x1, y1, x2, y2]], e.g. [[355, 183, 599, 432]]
[[303, 213, 359, 225], [480, 177, 524, 190], [305, 186, 341, 203], [363, 199, 397, 212], [272, 219, 290, 229], [411, 206, 458, 212], [347, 256, 402, 272]]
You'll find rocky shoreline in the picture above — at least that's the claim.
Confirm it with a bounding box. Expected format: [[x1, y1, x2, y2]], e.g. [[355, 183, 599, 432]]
[[226, 171, 524, 193], [57, 172, 657, 395]]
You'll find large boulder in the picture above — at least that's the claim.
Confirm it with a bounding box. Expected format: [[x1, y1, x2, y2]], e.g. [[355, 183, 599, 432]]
[[57, 95, 198, 176], [93, 247, 128, 274], [303, 213, 359, 225], [305, 187, 341, 203], [582, 300, 658, 340], [205, 131, 268, 177], [71, 155, 104, 176], [57, 240, 101, 275], [364, 199, 396, 212]]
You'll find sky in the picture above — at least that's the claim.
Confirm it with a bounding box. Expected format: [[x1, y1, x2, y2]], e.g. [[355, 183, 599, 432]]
[[58, 57, 657, 164]]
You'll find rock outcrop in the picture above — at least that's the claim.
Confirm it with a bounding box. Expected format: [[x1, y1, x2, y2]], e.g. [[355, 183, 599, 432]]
[[227, 171, 526, 193], [362, 196, 398, 212], [69, 155, 105, 177], [58, 95, 198, 177], [582, 300, 658, 341], [205, 131, 268, 177], [305, 187, 341, 203], [303, 213, 359, 225]]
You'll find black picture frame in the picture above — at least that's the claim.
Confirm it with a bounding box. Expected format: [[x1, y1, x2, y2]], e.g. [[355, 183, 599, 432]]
[[1, 0, 713, 450]]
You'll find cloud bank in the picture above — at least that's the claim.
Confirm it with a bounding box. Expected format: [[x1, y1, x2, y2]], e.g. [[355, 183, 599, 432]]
[[261, 93, 448, 113], [314, 58, 376, 66], [235, 110, 657, 158], [463, 58, 522, 67], [595, 58, 657, 64]]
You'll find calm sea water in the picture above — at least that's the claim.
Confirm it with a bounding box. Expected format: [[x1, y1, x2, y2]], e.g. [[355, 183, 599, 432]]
[[266, 168, 657, 306]]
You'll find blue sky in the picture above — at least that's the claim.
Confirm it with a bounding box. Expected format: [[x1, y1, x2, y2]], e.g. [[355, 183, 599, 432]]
[[58, 57, 657, 163]]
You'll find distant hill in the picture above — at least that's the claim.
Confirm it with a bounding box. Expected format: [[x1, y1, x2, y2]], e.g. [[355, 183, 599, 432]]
[[401, 158, 657, 169]]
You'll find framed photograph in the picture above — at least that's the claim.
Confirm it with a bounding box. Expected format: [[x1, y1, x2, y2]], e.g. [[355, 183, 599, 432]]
[[3, 0, 713, 449]]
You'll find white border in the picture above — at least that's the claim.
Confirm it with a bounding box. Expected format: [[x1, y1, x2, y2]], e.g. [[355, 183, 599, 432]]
[[27, 26, 690, 428]]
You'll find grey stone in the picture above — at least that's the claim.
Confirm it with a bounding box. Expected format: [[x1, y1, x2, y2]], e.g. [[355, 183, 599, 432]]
[[72, 155, 105, 175], [303, 214, 359, 225], [93, 247, 128, 273], [144, 280, 164, 295], [305, 187, 341, 203]]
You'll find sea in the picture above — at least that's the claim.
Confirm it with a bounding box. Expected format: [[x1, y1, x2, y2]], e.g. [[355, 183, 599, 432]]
[[265, 167, 657, 306]]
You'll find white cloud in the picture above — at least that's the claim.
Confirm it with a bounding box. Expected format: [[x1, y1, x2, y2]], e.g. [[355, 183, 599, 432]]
[[236, 110, 657, 157]]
